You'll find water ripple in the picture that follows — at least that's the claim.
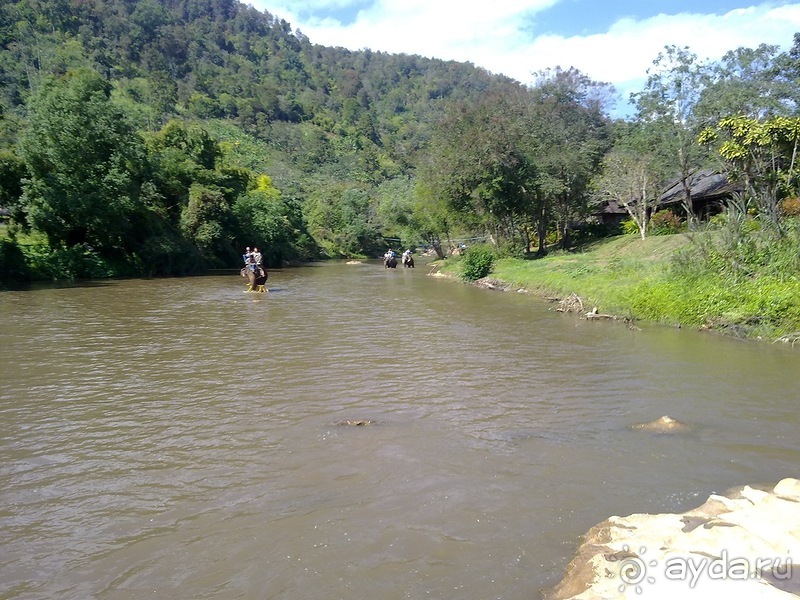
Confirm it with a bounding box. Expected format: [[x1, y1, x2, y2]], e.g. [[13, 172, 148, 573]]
[[1, 267, 799, 598]]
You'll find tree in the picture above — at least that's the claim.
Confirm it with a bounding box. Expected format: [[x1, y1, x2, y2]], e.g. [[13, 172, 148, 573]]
[[698, 115, 800, 227], [411, 177, 458, 259], [143, 119, 234, 228], [527, 67, 612, 250], [631, 46, 710, 227], [593, 129, 662, 240], [0, 150, 28, 228], [696, 43, 788, 122], [18, 68, 149, 253], [776, 33, 800, 115], [373, 176, 415, 241], [180, 182, 231, 259], [420, 88, 532, 245], [233, 174, 315, 264], [304, 182, 382, 257]]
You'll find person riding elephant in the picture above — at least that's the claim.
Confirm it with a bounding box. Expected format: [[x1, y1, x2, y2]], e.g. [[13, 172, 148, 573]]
[[241, 261, 268, 292], [240, 244, 268, 291], [384, 248, 397, 268], [402, 249, 414, 268], [252, 247, 264, 277]]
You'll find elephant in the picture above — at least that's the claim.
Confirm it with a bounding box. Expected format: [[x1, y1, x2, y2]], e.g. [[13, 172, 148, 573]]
[[402, 254, 414, 268], [384, 255, 397, 268], [241, 266, 268, 292]]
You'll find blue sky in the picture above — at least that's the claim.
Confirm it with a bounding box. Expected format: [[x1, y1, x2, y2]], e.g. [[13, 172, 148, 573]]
[[249, 0, 800, 113]]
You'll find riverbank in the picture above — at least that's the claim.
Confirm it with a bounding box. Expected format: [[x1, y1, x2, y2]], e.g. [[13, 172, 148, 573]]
[[434, 233, 800, 343], [544, 477, 800, 599]]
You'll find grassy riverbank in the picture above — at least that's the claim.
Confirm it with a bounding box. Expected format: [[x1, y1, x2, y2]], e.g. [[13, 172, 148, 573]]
[[438, 232, 800, 342]]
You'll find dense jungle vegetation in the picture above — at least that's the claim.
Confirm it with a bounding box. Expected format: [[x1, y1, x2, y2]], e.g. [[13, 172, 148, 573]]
[[1, 0, 800, 327]]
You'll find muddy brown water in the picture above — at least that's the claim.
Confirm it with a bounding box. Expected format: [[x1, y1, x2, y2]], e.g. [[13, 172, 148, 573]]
[[1, 261, 799, 599]]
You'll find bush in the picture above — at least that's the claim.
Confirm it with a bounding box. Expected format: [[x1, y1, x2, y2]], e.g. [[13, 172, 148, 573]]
[[494, 239, 526, 259], [780, 197, 800, 217], [43, 245, 116, 280], [460, 245, 495, 281], [573, 221, 621, 242], [620, 218, 639, 236], [650, 210, 684, 235], [0, 238, 31, 284]]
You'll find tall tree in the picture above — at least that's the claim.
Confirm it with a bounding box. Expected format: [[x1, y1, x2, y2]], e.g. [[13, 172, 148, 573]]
[[631, 46, 709, 227], [696, 43, 788, 122], [233, 174, 315, 264], [420, 87, 532, 245], [18, 68, 148, 253], [593, 126, 662, 239], [527, 67, 612, 249]]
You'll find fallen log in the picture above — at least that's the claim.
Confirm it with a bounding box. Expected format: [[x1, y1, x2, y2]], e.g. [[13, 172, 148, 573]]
[[585, 306, 616, 320]]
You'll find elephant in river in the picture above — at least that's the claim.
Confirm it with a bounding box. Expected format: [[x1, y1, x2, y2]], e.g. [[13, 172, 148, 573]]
[[402, 254, 414, 268], [241, 266, 268, 292], [384, 255, 397, 268]]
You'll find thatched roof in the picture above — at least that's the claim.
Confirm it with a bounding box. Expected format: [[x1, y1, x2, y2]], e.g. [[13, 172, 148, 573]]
[[594, 199, 627, 215], [591, 169, 740, 221], [659, 169, 739, 206]]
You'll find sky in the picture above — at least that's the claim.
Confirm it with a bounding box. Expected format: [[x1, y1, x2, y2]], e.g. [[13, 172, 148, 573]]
[[246, 0, 800, 115]]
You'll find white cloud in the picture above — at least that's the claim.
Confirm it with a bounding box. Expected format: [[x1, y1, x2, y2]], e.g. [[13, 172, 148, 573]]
[[261, 0, 557, 59], [252, 0, 800, 108]]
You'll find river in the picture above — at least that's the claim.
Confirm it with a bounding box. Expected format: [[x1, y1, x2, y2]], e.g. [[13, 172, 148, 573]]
[[1, 260, 798, 599]]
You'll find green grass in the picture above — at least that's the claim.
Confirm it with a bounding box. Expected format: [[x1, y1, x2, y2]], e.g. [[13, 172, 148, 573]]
[[439, 233, 800, 340]]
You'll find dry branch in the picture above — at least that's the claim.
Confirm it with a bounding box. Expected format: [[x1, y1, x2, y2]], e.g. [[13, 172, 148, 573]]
[[556, 293, 584, 313], [774, 332, 800, 347]]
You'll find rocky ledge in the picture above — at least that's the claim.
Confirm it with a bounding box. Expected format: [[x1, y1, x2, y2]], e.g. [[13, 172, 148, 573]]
[[546, 478, 800, 599]]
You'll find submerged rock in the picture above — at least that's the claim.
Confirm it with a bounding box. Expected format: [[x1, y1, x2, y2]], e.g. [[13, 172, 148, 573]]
[[630, 415, 690, 433], [545, 478, 800, 599], [334, 419, 375, 426]]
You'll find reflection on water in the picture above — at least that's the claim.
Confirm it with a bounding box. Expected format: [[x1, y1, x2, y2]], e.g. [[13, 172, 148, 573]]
[[1, 262, 799, 598]]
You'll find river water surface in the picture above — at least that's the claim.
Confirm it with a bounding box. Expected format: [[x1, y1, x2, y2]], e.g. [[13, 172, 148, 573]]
[[1, 261, 799, 599]]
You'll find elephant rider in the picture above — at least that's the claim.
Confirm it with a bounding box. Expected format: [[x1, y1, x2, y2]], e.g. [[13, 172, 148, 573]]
[[242, 246, 256, 275], [252, 247, 264, 277], [244, 247, 260, 274]]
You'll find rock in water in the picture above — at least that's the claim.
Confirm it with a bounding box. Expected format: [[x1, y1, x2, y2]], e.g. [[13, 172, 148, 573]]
[[630, 415, 690, 433], [334, 419, 373, 426]]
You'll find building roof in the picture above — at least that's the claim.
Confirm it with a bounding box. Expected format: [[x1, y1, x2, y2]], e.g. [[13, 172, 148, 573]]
[[595, 199, 626, 215], [591, 169, 740, 220], [659, 169, 739, 206]]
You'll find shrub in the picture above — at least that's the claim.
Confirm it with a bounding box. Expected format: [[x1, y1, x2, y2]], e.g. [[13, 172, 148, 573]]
[[780, 197, 800, 217], [0, 238, 31, 284], [494, 239, 526, 259], [42, 245, 116, 280], [460, 245, 495, 281], [650, 210, 684, 235], [620, 218, 639, 236], [574, 221, 621, 241]]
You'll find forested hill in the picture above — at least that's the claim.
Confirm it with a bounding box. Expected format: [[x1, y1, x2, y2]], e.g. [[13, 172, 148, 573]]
[[1, 0, 520, 141], [0, 0, 534, 276]]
